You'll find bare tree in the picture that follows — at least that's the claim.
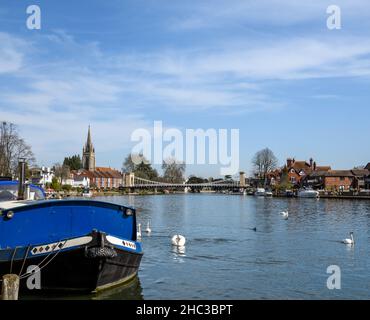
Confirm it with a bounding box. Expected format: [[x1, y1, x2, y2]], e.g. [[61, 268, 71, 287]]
[[252, 148, 278, 182], [53, 163, 71, 184], [162, 158, 186, 183], [0, 121, 35, 177]]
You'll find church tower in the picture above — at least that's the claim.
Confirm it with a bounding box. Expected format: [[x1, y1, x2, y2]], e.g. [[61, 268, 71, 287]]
[[82, 125, 96, 171]]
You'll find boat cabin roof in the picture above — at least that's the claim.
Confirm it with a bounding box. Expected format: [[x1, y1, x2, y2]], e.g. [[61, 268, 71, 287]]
[[0, 181, 46, 202], [0, 201, 31, 210]]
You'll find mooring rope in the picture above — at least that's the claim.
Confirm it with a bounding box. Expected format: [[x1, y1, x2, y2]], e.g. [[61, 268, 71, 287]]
[[19, 240, 66, 280], [18, 244, 32, 277], [9, 246, 19, 274]]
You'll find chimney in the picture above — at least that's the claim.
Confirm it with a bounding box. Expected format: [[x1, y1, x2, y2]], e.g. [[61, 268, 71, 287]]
[[17, 158, 26, 200], [314, 162, 317, 171], [287, 158, 293, 168], [310, 158, 314, 169]]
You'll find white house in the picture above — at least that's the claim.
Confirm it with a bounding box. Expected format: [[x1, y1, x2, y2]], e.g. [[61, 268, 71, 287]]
[[71, 173, 90, 188], [31, 167, 54, 186]]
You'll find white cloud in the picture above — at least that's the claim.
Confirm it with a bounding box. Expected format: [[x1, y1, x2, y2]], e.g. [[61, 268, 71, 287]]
[[0, 32, 26, 73]]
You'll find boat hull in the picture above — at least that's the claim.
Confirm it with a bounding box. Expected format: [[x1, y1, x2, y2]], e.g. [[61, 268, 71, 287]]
[[0, 232, 142, 293], [0, 199, 143, 293]]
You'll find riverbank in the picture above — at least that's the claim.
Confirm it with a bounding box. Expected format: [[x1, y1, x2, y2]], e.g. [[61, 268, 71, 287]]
[[52, 190, 370, 200]]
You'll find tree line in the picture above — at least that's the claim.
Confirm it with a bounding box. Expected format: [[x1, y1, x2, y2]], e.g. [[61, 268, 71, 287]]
[[123, 154, 186, 183]]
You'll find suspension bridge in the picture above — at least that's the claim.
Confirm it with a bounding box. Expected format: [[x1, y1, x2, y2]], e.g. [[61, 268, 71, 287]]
[[121, 173, 247, 191]]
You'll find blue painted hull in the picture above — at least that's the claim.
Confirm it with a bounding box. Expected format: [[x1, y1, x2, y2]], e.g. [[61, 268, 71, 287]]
[[0, 200, 143, 292]]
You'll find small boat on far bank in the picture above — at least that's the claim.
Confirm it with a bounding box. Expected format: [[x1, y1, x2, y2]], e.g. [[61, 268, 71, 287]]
[[255, 188, 266, 196], [82, 187, 93, 198], [297, 189, 320, 198], [265, 190, 273, 197]]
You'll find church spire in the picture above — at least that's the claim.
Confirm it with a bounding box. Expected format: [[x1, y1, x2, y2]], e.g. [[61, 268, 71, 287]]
[[87, 125, 92, 149], [82, 125, 96, 171]]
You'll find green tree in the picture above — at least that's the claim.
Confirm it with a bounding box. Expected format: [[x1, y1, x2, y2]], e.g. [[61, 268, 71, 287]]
[[123, 153, 158, 180], [51, 177, 61, 191], [63, 155, 82, 171], [187, 175, 207, 184]]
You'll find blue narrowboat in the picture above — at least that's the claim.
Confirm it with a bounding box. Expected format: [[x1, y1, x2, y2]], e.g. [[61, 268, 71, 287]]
[[0, 177, 143, 293]]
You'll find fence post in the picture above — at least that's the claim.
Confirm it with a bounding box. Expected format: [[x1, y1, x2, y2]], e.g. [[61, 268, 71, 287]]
[[1, 274, 20, 300]]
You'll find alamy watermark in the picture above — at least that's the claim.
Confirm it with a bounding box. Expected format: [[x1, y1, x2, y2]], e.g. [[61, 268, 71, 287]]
[[26, 265, 41, 290], [327, 265, 341, 290], [327, 5, 342, 30], [130, 121, 240, 175], [26, 5, 41, 30]]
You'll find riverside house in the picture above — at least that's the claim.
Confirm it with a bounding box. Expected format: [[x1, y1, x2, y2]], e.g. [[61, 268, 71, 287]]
[[267, 158, 331, 187], [71, 167, 123, 190], [305, 168, 370, 191]]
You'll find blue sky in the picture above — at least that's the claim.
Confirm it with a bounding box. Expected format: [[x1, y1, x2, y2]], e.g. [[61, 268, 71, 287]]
[[1, 0, 370, 177]]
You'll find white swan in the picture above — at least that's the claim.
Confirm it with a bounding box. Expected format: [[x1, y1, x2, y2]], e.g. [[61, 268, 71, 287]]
[[280, 211, 289, 219], [342, 232, 355, 245], [145, 220, 152, 234], [172, 235, 186, 247], [137, 223, 142, 241]]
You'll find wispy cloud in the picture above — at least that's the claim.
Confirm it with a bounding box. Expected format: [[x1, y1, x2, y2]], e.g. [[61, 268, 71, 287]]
[[168, 0, 370, 30], [0, 32, 27, 73]]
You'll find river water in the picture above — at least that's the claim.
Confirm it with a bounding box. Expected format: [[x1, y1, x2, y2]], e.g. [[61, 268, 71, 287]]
[[87, 194, 369, 300], [26, 194, 369, 300]]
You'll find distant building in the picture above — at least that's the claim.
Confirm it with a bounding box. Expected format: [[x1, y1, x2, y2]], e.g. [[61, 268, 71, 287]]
[[30, 167, 54, 186], [70, 170, 90, 188], [267, 158, 331, 187], [310, 170, 354, 191], [70, 126, 123, 189], [351, 169, 370, 189], [285, 158, 331, 185], [306, 169, 370, 191]]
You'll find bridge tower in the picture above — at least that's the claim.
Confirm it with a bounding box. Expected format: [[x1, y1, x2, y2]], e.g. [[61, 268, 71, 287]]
[[124, 172, 135, 187], [239, 172, 246, 187]]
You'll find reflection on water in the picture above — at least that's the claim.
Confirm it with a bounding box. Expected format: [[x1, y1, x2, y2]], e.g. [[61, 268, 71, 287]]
[[22, 276, 143, 300], [92, 276, 143, 300]]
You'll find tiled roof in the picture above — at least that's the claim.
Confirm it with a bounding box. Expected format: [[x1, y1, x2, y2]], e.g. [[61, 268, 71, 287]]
[[96, 167, 122, 178], [310, 170, 354, 177], [315, 166, 331, 171], [291, 161, 310, 171], [72, 169, 120, 179], [309, 171, 331, 177], [351, 169, 370, 177]]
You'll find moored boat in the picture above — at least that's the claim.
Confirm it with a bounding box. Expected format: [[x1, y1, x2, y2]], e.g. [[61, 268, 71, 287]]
[[297, 189, 320, 198], [265, 190, 273, 197], [0, 162, 143, 293], [82, 187, 93, 198], [255, 188, 266, 196]]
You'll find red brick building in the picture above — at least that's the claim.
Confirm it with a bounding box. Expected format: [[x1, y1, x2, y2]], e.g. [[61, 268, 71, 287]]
[[268, 158, 331, 187], [72, 168, 123, 189], [307, 169, 370, 191], [322, 170, 354, 191]]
